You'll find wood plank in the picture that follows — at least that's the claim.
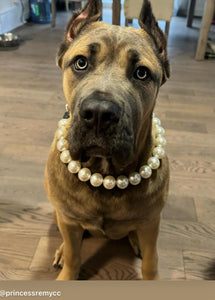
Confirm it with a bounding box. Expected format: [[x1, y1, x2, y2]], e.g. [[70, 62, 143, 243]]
[[194, 197, 215, 225], [162, 194, 197, 222], [158, 248, 185, 280], [168, 158, 215, 180], [183, 251, 215, 280], [169, 177, 215, 199], [0, 200, 56, 236], [30, 237, 61, 272], [159, 220, 215, 253], [0, 269, 58, 280], [0, 233, 39, 270], [162, 119, 207, 133], [165, 130, 215, 147]]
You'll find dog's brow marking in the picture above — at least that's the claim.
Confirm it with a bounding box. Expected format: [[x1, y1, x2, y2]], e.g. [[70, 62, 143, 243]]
[[101, 35, 116, 57], [101, 35, 116, 47], [64, 58, 73, 69], [87, 43, 100, 66], [88, 42, 100, 55], [125, 49, 140, 80], [127, 49, 140, 64]]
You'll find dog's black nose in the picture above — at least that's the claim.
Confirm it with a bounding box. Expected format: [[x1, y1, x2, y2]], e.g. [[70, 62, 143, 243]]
[[80, 99, 121, 132]]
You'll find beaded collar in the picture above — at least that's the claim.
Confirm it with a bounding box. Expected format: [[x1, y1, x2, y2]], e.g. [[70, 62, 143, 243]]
[[56, 112, 166, 190]]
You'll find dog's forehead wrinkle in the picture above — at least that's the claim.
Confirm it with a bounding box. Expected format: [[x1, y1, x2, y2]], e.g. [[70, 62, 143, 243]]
[[127, 49, 140, 61], [88, 42, 100, 54], [101, 34, 116, 48], [86, 23, 152, 54]]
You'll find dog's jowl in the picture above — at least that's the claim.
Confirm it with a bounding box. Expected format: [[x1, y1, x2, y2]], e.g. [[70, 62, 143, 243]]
[[44, 0, 170, 280]]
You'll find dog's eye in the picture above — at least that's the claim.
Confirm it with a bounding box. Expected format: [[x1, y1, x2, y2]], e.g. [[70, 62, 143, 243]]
[[74, 56, 88, 71], [134, 66, 150, 81]]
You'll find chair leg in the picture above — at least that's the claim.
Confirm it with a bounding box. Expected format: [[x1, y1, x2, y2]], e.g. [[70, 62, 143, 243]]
[[125, 18, 133, 26], [195, 0, 215, 60], [51, 0, 56, 28], [187, 0, 196, 27], [66, 0, 69, 11], [165, 21, 170, 40]]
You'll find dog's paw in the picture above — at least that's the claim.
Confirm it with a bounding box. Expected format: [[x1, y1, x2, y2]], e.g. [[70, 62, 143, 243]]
[[128, 232, 142, 258], [53, 243, 64, 268]]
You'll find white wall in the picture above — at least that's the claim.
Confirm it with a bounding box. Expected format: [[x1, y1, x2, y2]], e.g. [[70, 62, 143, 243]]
[[0, 0, 30, 34], [0, 0, 13, 13], [195, 0, 206, 17]]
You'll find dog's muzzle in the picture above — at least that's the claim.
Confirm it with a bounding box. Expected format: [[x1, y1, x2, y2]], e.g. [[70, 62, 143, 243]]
[[68, 91, 135, 168], [80, 98, 121, 134]]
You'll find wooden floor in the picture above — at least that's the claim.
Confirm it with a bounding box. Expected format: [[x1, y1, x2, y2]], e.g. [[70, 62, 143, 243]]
[[0, 11, 215, 280]]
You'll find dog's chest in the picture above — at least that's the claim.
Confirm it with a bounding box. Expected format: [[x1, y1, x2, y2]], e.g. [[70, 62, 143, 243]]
[[78, 216, 140, 240], [61, 189, 155, 239]]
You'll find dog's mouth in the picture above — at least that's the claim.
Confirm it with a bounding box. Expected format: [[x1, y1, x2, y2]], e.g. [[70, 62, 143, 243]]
[[85, 146, 110, 158], [68, 114, 135, 174], [76, 146, 113, 175], [76, 143, 135, 175], [80, 146, 111, 163], [69, 140, 134, 175]]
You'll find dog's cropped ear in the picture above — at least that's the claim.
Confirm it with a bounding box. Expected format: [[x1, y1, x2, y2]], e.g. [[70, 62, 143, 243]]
[[65, 0, 102, 41], [57, 0, 102, 68], [138, 0, 170, 84]]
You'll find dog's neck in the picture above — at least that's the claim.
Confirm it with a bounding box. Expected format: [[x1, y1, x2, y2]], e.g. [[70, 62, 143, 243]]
[[81, 117, 153, 177], [134, 117, 154, 170], [56, 113, 166, 189]]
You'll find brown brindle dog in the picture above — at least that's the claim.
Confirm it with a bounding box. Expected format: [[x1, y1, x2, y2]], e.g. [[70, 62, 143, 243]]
[[44, 0, 170, 280]]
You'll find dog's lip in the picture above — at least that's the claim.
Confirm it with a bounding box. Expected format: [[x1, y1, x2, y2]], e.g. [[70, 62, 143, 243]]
[[84, 146, 111, 158]]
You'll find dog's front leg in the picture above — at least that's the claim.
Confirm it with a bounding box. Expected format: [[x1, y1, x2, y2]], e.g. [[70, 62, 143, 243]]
[[136, 218, 160, 280], [56, 211, 84, 280]]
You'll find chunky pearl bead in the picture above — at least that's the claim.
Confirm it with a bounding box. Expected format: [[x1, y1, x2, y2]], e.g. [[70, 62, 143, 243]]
[[68, 160, 81, 174], [155, 125, 165, 136], [129, 172, 141, 186], [152, 117, 161, 126], [147, 157, 160, 170], [116, 175, 129, 189], [153, 146, 165, 159], [57, 138, 69, 152], [60, 150, 71, 164], [56, 127, 68, 140], [90, 173, 103, 187], [56, 114, 166, 189], [103, 176, 116, 190], [139, 165, 152, 179], [78, 168, 91, 182], [155, 136, 167, 147], [58, 119, 70, 128]]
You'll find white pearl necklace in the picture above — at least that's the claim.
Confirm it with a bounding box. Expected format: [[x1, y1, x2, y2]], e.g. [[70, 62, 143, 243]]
[[56, 114, 166, 190]]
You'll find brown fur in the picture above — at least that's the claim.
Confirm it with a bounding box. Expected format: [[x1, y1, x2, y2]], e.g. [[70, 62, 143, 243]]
[[44, 0, 169, 280]]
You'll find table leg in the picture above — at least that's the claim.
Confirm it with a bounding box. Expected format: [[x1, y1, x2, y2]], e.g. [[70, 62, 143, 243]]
[[51, 0, 56, 28], [112, 0, 121, 25], [187, 0, 196, 27], [195, 0, 215, 61]]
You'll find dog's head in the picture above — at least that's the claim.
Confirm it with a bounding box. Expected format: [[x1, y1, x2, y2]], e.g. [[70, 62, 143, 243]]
[[57, 0, 169, 175]]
